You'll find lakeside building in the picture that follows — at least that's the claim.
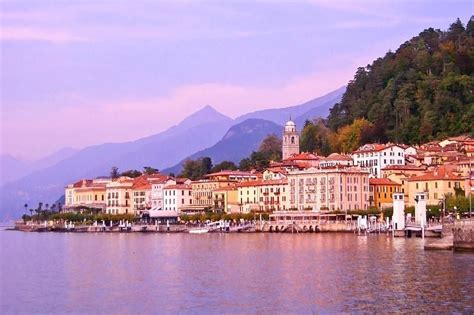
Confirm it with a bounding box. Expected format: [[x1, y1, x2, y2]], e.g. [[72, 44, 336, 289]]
[[163, 184, 192, 212], [236, 179, 289, 213], [64, 178, 110, 212], [282, 120, 300, 160], [369, 178, 402, 209], [287, 167, 370, 211], [150, 177, 191, 210], [406, 166, 467, 207], [212, 186, 239, 213], [105, 177, 134, 214], [187, 180, 235, 213], [351, 143, 406, 178], [132, 176, 152, 216]]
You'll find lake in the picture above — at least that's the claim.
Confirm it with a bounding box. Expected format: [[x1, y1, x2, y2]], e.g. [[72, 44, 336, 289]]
[[1, 230, 473, 313]]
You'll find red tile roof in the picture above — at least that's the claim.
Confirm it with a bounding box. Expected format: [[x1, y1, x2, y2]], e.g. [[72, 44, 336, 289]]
[[324, 153, 353, 161], [236, 179, 288, 188], [369, 178, 401, 186], [407, 166, 466, 181]]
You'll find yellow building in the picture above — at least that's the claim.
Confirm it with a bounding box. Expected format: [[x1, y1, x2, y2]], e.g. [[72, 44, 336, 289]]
[[106, 177, 134, 215], [212, 186, 239, 213], [381, 165, 427, 196], [406, 166, 466, 206], [64, 178, 110, 212], [189, 180, 235, 212], [237, 179, 289, 213], [369, 178, 402, 209]]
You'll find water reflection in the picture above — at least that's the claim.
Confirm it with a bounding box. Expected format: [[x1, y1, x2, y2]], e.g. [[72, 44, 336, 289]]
[[1, 231, 473, 313]]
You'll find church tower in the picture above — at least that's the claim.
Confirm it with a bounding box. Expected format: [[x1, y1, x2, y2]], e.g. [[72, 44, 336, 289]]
[[282, 119, 300, 160]]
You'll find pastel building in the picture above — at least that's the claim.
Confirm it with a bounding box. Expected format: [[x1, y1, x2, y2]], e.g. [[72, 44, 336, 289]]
[[64, 178, 110, 212], [351, 144, 406, 178], [406, 166, 467, 206], [163, 184, 193, 212], [237, 179, 289, 213], [369, 178, 402, 209], [287, 167, 370, 211], [106, 177, 134, 214], [212, 186, 239, 213]]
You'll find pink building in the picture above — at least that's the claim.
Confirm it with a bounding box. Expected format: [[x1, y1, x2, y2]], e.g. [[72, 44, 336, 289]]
[[287, 167, 370, 212]]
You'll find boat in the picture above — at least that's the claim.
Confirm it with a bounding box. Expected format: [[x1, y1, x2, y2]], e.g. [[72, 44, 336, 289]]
[[189, 228, 209, 234]]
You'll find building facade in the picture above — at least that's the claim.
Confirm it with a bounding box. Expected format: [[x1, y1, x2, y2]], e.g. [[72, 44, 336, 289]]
[[406, 166, 467, 206], [287, 167, 370, 211], [351, 144, 406, 178], [369, 178, 402, 209], [163, 184, 192, 212]]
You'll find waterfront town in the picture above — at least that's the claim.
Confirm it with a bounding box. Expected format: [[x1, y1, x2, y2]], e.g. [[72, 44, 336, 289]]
[[58, 119, 473, 225]]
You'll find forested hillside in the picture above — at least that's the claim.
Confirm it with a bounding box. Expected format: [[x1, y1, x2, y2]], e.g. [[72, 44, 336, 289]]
[[327, 18, 474, 144]]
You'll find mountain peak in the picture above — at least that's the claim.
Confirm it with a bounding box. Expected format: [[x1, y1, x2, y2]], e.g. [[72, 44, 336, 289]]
[[177, 105, 232, 130]]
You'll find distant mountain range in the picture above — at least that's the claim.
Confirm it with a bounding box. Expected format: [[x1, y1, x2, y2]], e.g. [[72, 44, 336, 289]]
[[164, 119, 283, 175], [0, 86, 344, 220], [0, 147, 79, 186]]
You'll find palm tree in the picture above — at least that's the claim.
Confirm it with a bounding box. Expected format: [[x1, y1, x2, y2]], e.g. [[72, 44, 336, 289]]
[[51, 204, 56, 212], [24, 203, 28, 215], [29, 209, 33, 217], [45, 203, 49, 210]]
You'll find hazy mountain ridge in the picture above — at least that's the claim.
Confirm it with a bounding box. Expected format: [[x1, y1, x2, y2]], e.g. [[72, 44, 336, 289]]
[[164, 119, 283, 175], [0, 87, 345, 220]]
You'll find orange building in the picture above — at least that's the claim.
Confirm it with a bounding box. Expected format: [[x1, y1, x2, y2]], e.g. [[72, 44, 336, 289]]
[[369, 178, 402, 209]]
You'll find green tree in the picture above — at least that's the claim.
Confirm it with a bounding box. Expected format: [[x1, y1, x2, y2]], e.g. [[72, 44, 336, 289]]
[[121, 170, 142, 178], [110, 166, 119, 179], [258, 134, 282, 161], [211, 161, 237, 173], [143, 166, 159, 174], [300, 120, 318, 153]]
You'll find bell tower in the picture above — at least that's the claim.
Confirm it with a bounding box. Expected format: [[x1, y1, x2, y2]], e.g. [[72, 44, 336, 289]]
[[282, 119, 300, 160]]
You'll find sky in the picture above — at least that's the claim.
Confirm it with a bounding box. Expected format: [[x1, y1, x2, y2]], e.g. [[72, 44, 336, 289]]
[[0, 0, 472, 161]]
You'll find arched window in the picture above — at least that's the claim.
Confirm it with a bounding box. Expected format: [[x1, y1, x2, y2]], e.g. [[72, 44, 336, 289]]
[[291, 136, 295, 144]]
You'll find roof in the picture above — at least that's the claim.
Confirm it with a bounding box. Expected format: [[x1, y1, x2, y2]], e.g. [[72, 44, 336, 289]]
[[382, 165, 427, 171], [369, 178, 401, 186], [164, 184, 191, 190], [352, 143, 403, 154], [407, 166, 466, 182], [324, 153, 353, 161], [204, 170, 257, 178], [236, 179, 288, 188], [285, 152, 321, 161]]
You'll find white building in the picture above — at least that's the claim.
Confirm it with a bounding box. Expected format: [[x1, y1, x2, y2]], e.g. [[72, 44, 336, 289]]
[[150, 178, 176, 209], [163, 184, 193, 212], [351, 144, 405, 178]]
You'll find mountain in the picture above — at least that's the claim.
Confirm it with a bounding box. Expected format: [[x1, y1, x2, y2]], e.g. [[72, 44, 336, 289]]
[[235, 86, 345, 125], [0, 148, 80, 186], [0, 155, 29, 186], [327, 18, 474, 143], [29, 147, 79, 172], [0, 86, 346, 220], [0, 106, 233, 220], [164, 119, 283, 175]]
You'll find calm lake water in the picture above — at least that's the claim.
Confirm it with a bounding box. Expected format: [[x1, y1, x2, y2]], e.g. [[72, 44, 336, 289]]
[[1, 229, 473, 314]]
